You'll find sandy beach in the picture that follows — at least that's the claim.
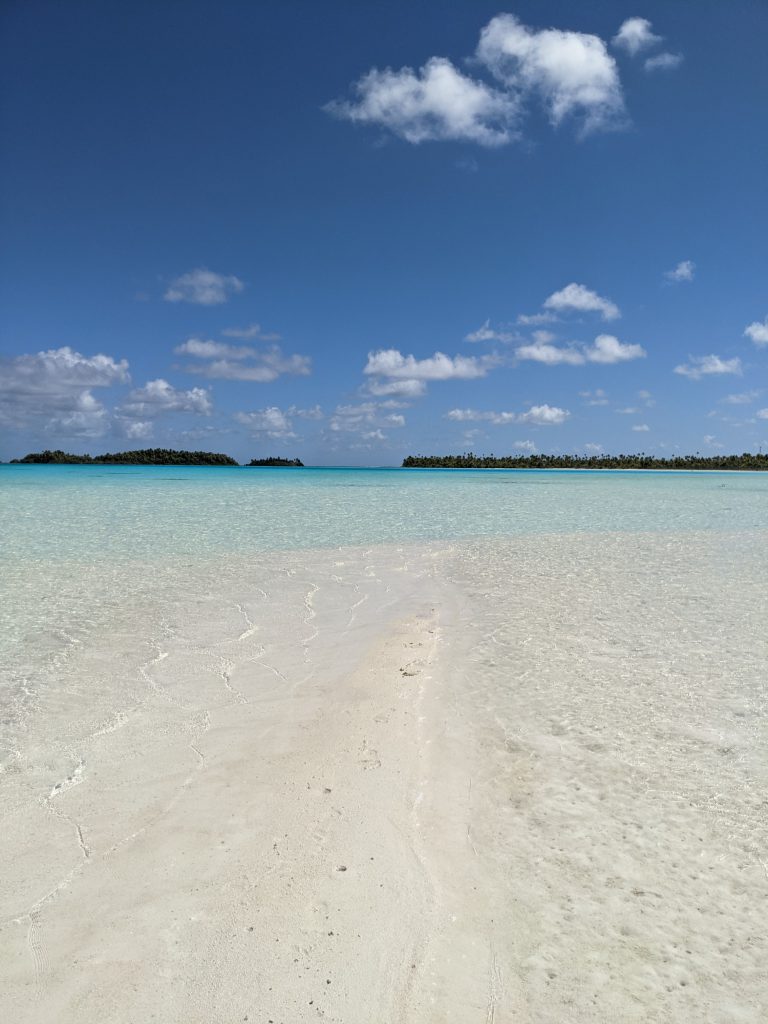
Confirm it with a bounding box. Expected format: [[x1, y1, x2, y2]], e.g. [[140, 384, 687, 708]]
[[1, 530, 767, 1022]]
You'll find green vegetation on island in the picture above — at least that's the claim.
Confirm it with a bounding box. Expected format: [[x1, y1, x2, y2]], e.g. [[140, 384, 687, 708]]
[[402, 452, 768, 471], [12, 448, 238, 466], [246, 457, 304, 467]]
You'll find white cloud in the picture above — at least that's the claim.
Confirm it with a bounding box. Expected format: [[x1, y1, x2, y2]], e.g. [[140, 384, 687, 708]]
[[745, 317, 768, 346], [164, 269, 245, 306], [513, 440, 537, 452], [516, 311, 559, 326], [585, 442, 603, 453], [0, 346, 129, 436], [586, 333, 646, 363], [362, 429, 387, 442], [615, 406, 639, 415], [721, 391, 758, 405], [447, 404, 569, 426], [665, 259, 695, 282], [326, 56, 518, 147], [632, 423, 650, 432], [519, 404, 570, 425], [181, 341, 312, 382], [757, 409, 768, 420], [543, 282, 620, 320], [612, 18, 662, 56], [222, 323, 281, 341], [645, 52, 683, 72], [477, 14, 625, 135], [364, 348, 496, 381], [122, 420, 153, 441], [516, 340, 585, 365], [516, 333, 644, 366], [465, 319, 517, 343], [328, 401, 403, 436], [234, 407, 296, 438], [365, 377, 427, 398], [674, 355, 743, 380], [289, 404, 324, 421], [119, 379, 212, 418], [175, 338, 253, 360], [580, 389, 609, 406]]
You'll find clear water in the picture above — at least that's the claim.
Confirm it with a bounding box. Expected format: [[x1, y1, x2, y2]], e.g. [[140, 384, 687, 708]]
[[2, 464, 767, 561]]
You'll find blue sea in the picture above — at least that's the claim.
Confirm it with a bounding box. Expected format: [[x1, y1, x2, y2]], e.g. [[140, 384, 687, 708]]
[[2, 464, 767, 560]]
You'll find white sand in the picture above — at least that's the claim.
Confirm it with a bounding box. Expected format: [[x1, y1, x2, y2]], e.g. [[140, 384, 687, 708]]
[[1, 532, 767, 1022]]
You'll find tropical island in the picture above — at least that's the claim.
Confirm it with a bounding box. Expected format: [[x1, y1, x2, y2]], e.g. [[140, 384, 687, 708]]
[[11, 448, 239, 466], [246, 457, 304, 467], [403, 452, 768, 471]]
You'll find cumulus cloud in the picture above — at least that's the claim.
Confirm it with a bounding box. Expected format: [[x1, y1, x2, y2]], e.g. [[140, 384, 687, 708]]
[[745, 317, 768, 346], [516, 311, 559, 325], [326, 56, 518, 146], [329, 13, 628, 146], [516, 333, 644, 366], [122, 420, 153, 440], [513, 440, 537, 452], [674, 355, 742, 380], [477, 14, 626, 135], [665, 259, 695, 283], [0, 346, 130, 436], [328, 401, 404, 436], [364, 348, 496, 381], [164, 269, 245, 305], [180, 338, 312, 382], [632, 423, 650, 432], [586, 334, 645, 363], [585, 442, 603, 453], [757, 409, 768, 420], [612, 18, 662, 56], [465, 319, 517, 343], [119, 379, 212, 418], [446, 404, 570, 426], [645, 52, 683, 72], [234, 407, 296, 438], [543, 283, 620, 320]]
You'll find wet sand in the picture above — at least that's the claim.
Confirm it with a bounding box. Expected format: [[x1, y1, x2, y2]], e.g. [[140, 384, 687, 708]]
[[1, 532, 767, 1022]]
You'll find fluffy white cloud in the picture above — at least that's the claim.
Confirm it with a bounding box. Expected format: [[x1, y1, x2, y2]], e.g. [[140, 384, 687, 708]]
[[586, 334, 646, 363], [665, 260, 695, 282], [122, 420, 153, 440], [288, 404, 324, 421], [543, 282, 620, 320], [446, 404, 569, 426], [119, 379, 212, 418], [364, 348, 495, 381], [584, 442, 603, 453], [465, 319, 517, 343], [477, 14, 625, 135], [0, 346, 130, 435], [745, 317, 768, 346], [757, 409, 768, 420], [516, 340, 585, 365], [615, 406, 639, 415], [326, 56, 518, 146], [234, 407, 296, 438], [612, 18, 662, 56], [513, 440, 537, 452], [516, 333, 644, 366], [674, 355, 743, 380], [328, 401, 404, 436], [632, 423, 650, 432], [645, 52, 683, 72], [181, 339, 312, 382], [164, 269, 245, 306]]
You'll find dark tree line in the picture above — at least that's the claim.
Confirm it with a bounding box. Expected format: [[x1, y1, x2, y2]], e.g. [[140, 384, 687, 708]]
[[246, 458, 304, 466], [402, 452, 768, 471], [11, 448, 239, 465]]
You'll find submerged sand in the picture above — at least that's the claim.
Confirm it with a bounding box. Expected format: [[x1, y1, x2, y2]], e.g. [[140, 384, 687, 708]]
[[1, 531, 767, 1022]]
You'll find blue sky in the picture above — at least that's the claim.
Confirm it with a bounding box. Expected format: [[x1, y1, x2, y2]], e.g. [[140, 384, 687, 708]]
[[1, 0, 766, 464]]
